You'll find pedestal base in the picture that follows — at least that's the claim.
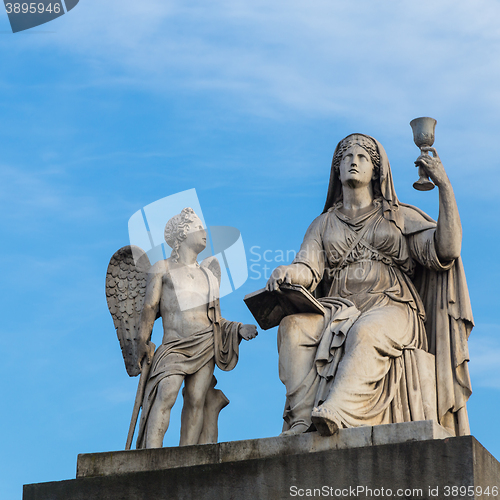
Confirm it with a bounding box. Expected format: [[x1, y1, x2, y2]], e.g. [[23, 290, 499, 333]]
[[23, 422, 500, 500]]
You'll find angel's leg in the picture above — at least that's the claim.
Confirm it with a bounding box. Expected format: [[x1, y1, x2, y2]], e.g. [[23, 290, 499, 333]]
[[145, 374, 184, 448], [180, 358, 215, 446]]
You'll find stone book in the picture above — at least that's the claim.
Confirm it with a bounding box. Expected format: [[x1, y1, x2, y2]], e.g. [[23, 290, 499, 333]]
[[244, 283, 325, 330]]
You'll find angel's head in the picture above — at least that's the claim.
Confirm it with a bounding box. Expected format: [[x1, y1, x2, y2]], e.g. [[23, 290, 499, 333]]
[[164, 207, 207, 262]]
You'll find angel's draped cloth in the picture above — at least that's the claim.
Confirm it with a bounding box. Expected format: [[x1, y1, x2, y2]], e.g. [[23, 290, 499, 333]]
[[280, 199, 473, 435], [136, 264, 241, 448]]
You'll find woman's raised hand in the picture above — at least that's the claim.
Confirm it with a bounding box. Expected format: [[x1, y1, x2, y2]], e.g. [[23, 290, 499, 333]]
[[415, 147, 449, 188]]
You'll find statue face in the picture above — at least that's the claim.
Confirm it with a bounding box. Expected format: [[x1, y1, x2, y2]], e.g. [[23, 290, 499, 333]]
[[338, 144, 375, 188], [183, 216, 207, 254]]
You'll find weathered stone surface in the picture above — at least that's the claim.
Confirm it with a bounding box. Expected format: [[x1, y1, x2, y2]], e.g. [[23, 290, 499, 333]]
[[77, 421, 448, 478], [106, 208, 257, 450], [258, 132, 473, 439], [372, 419, 451, 446], [24, 436, 500, 500]]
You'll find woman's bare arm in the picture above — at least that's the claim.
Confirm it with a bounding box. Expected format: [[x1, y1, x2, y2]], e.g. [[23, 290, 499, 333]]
[[416, 147, 462, 262]]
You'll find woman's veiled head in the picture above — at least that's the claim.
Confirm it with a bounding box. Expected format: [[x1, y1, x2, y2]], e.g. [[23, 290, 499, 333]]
[[323, 134, 398, 214], [332, 134, 381, 180]]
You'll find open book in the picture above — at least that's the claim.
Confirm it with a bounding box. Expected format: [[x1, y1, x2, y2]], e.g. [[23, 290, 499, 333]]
[[244, 283, 325, 330]]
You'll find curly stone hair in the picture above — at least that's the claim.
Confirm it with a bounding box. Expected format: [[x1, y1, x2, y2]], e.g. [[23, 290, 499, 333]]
[[332, 134, 381, 179], [164, 207, 198, 262]]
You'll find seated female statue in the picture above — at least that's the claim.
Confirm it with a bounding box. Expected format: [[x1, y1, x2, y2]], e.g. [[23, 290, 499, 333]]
[[266, 134, 473, 437]]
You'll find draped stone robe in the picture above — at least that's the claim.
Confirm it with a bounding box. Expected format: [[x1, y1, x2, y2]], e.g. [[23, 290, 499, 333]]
[[136, 261, 241, 448], [280, 198, 473, 436]]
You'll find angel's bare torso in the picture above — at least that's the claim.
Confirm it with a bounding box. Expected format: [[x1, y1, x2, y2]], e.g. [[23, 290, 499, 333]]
[[157, 259, 212, 343], [136, 256, 217, 447]]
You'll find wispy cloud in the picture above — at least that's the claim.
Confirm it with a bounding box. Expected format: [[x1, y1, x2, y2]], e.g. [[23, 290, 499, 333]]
[[5, 0, 500, 125], [2, 0, 500, 194], [0, 157, 153, 230], [0, 163, 102, 226]]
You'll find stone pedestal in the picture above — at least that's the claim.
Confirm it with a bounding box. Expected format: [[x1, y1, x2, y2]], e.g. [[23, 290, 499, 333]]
[[23, 421, 500, 500]]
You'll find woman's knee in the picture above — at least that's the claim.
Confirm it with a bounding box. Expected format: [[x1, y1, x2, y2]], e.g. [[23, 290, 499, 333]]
[[278, 313, 323, 348], [347, 307, 409, 349], [345, 322, 376, 348]]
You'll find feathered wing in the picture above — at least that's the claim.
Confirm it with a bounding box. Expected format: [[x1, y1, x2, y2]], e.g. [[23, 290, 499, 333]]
[[106, 245, 152, 377], [201, 256, 222, 286]]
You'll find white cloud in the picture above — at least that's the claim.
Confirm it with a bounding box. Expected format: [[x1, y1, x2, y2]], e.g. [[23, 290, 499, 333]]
[[0, 163, 102, 225], [5, 0, 500, 125], [4, 1, 500, 203]]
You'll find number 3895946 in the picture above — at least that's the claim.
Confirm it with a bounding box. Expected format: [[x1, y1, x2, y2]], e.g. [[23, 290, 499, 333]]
[[5, 3, 62, 14]]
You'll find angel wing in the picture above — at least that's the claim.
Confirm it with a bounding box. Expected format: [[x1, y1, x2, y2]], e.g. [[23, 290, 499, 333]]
[[201, 256, 222, 286], [106, 245, 153, 377]]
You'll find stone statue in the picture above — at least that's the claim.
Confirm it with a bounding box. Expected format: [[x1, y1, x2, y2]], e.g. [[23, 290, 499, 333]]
[[106, 207, 257, 449], [266, 133, 473, 438]]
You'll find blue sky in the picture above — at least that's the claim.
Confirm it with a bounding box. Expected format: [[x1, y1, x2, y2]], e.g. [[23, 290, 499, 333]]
[[2, 0, 500, 497]]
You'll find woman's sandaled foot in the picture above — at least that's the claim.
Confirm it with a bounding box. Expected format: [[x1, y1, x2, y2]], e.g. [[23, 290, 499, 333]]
[[279, 422, 310, 436], [311, 406, 340, 436]]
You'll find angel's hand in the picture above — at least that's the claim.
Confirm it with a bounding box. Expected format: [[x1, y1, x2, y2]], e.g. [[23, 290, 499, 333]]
[[415, 147, 449, 188], [239, 324, 258, 341], [137, 340, 156, 370]]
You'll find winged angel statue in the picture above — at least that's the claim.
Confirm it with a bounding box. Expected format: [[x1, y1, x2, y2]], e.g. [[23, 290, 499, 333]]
[[106, 207, 257, 449]]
